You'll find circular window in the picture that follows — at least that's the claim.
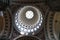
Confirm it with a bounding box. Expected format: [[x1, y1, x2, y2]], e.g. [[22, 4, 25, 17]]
[[25, 11, 34, 19], [14, 6, 43, 35]]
